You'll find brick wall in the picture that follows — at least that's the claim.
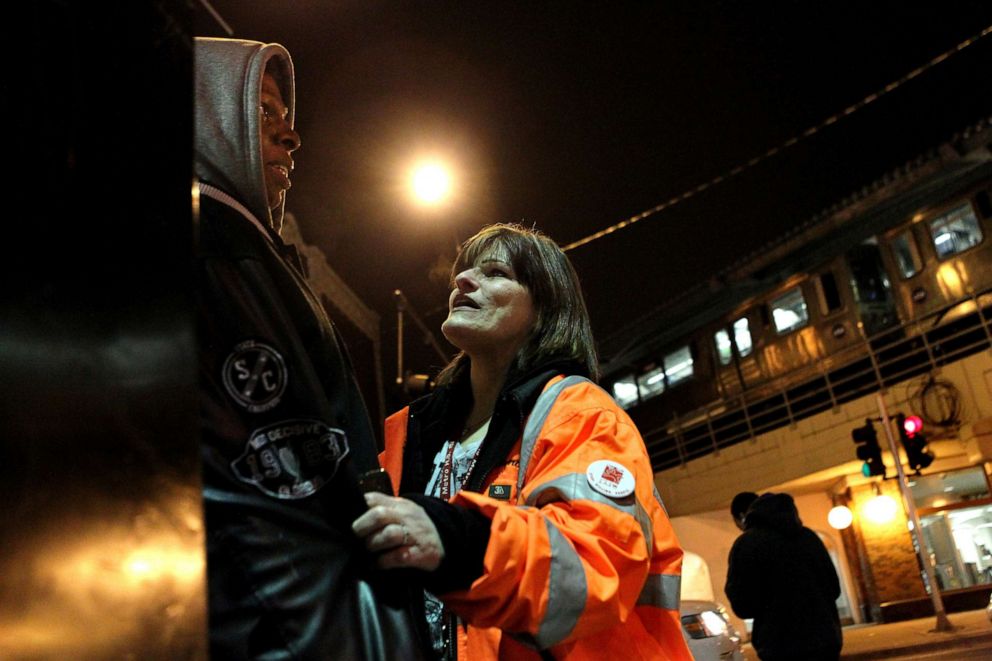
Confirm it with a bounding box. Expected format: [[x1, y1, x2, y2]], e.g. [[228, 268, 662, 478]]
[[849, 480, 927, 607]]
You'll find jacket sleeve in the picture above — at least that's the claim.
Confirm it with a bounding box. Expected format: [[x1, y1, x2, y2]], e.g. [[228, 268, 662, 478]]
[[724, 535, 758, 618], [439, 382, 675, 648]]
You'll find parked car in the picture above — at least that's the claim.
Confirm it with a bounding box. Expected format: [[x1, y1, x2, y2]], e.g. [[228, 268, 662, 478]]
[[681, 599, 745, 660]]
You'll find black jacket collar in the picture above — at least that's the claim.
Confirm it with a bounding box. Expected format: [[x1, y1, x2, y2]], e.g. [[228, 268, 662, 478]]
[[399, 358, 587, 495]]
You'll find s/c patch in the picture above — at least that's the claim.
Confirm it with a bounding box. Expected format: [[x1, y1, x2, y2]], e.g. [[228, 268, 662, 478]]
[[222, 339, 287, 413]]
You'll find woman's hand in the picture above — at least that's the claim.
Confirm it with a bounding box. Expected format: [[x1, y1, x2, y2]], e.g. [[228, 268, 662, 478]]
[[352, 492, 445, 571]]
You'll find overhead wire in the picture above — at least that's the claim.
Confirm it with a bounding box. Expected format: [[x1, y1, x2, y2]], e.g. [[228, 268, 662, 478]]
[[562, 23, 992, 253]]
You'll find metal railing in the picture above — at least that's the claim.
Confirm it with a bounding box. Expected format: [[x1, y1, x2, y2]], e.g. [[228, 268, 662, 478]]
[[643, 289, 992, 471]]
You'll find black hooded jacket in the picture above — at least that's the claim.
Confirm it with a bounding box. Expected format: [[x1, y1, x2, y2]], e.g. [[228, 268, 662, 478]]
[[194, 37, 427, 660], [724, 493, 842, 661]]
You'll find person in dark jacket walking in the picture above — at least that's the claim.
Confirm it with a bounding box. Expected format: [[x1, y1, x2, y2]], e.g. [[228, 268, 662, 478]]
[[724, 492, 842, 661], [194, 37, 426, 659]]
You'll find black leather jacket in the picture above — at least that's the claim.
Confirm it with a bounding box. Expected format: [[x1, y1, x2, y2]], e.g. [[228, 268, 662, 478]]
[[197, 193, 429, 660]]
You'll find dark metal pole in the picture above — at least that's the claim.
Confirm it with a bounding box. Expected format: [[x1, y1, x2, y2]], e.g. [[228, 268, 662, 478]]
[[394, 289, 450, 364], [874, 392, 954, 632], [395, 289, 405, 386]]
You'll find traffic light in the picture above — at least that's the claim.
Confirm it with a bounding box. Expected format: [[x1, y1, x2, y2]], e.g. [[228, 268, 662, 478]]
[[852, 419, 885, 478], [896, 413, 934, 474]]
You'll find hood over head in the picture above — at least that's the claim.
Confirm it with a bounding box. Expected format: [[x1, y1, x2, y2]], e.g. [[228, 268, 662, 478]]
[[744, 492, 803, 533], [194, 37, 295, 234]]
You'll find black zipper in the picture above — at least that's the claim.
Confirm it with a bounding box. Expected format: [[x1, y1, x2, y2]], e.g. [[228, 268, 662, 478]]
[[442, 610, 457, 660]]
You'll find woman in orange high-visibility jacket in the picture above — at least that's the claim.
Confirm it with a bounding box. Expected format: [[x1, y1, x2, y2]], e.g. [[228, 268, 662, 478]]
[[353, 224, 692, 660]]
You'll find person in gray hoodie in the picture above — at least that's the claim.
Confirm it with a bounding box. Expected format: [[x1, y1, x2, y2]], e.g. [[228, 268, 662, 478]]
[[194, 37, 427, 659], [725, 492, 842, 661]]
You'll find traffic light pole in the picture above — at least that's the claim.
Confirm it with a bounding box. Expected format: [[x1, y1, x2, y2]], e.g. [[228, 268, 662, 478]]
[[874, 393, 954, 632]]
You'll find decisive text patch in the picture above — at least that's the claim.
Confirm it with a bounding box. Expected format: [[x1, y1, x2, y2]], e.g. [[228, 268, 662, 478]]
[[231, 419, 349, 499]]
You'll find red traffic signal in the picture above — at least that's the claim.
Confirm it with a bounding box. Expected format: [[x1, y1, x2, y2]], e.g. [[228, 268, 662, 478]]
[[895, 412, 933, 474], [902, 415, 923, 438]]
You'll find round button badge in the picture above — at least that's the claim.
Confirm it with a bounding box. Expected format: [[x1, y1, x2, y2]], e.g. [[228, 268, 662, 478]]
[[586, 460, 636, 498]]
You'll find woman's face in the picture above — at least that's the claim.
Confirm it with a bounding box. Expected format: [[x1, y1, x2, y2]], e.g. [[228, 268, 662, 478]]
[[441, 250, 536, 360]]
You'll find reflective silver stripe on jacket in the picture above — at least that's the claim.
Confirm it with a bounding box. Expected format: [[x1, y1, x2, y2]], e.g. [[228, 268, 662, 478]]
[[517, 374, 677, 643], [636, 573, 681, 611], [535, 517, 587, 648], [517, 375, 591, 494], [525, 473, 654, 552], [652, 483, 669, 516]]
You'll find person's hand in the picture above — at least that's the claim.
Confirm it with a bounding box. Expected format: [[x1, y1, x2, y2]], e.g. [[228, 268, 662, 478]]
[[352, 492, 445, 571]]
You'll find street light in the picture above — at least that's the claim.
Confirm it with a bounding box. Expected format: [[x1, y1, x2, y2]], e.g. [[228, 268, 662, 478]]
[[409, 160, 452, 206]]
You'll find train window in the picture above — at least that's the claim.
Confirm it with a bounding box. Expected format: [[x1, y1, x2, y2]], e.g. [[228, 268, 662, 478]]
[[848, 242, 893, 304], [734, 317, 753, 357], [611, 374, 639, 409], [716, 318, 753, 365], [816, 271, 843, 314], [636, 365, 666, 401], [770, 287, 809, 334], [758, 304, 771, 328], [890, 230, 922, 278], [930, 203, 983, 259], [664, 345, 694, 386], [714, 329, 733, 366]]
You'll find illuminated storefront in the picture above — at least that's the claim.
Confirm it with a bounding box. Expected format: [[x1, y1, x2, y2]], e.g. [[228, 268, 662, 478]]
[[913, 467, 992, 591]]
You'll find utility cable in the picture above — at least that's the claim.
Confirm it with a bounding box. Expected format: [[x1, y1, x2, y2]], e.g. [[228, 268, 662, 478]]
[[562, 23, 992, 253]]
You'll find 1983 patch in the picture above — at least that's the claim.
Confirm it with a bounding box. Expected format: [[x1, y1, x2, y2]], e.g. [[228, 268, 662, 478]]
[[232, 419, 349, 499], [222, 340, 287, 413], [586, 460, 636, 498]]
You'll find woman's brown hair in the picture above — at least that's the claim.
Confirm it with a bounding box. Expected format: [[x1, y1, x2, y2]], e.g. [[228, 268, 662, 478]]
[[435, 223, 599, 386]]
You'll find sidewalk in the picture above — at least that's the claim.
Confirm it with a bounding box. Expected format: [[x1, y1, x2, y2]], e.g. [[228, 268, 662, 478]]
[[739, 608, 992, 660], [840, 607, 992, 659]]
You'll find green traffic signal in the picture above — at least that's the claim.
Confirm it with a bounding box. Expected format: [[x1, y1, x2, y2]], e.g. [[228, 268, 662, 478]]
[[852, 419, 885, 478]]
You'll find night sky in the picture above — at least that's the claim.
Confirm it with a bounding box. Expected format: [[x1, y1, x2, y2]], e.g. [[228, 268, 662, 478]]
[[194, 1, 992, 381]]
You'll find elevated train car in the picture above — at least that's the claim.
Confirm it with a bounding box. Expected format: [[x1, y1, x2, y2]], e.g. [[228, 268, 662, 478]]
[[602, 119, 992, 471]]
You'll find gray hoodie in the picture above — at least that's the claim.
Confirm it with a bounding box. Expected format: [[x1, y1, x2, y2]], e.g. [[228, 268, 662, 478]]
[[192, 37, 428, 660], [194, 37, 295, 234]]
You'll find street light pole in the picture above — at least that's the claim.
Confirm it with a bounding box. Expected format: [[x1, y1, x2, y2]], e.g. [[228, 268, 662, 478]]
[[395, 290, 405, 386], [395, 155, 459, 391], [394, 289, 451, 388], [874, 392, 954, 632]]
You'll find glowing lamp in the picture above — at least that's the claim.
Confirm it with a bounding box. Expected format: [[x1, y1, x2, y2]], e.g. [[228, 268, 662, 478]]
[[863, 493, 899, 524], [828, 505, 853, 530], [410, 161, 452, 205]]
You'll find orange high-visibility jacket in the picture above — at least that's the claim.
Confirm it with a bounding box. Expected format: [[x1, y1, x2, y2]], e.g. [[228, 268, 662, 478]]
[[381, 375, 692, 660]]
